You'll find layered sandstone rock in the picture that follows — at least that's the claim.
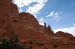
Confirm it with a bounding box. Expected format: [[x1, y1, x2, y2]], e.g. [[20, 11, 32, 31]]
[[18, 12, 39, 31], [0, 0, 75, 49], [0, 0, 19, 37], [0, 0, 51, 43], [55, 31, 74, 40]]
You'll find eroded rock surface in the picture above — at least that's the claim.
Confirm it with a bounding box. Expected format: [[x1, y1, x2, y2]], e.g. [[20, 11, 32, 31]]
[[0, 0, 75, 49]]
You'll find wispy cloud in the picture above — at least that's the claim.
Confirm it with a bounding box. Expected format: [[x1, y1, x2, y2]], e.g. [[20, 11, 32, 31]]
[[46, 11, 62, 21], [54, 24, 75, 36], [18, 8, 23, 13], [46, 11, 54, 17], [39, 21, 44, 25], [39, 18, 44, 25], [39, 18, 44, 21], [46, 11, 59, 17], [13, 0, 48, 14]]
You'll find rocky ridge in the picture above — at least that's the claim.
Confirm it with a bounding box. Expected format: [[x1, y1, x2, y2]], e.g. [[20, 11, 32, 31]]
[[0, 0, 75, 49]]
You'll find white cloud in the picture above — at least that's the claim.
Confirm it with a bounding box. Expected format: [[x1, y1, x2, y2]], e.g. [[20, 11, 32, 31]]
[[46, 11, 54, 17], [39, 18, 44, 25], [46, 11, 62, 21], [13, 0, 48, 14], [18, 8, 23, 13], [54, 24, 75, 36], [39, 18, 44, 21], [39, 21, 44, 25], [46, 11, 59, 17], [26, 0, 47, 14], [13, 0, 33, 7]]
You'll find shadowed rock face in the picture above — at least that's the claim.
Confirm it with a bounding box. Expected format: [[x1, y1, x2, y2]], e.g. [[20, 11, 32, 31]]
[[0, 0, 19, 37], [0, 0, 75, 49]]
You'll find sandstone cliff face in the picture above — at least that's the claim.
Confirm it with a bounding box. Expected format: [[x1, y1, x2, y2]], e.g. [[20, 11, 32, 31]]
[[0, 0, 51, 42], [38, 24, 54, 36], [18, 12, 39, 31], [0, 0, 75, 49], [0, 0, 19, 36], [55, 31, 74, 40]]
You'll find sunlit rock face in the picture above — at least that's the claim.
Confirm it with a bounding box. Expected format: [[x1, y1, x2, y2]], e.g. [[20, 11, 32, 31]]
[[18, 12, 39, 31], [0, 0, 75, 49], [55, 31, 74, 40], [12, 12, 49, 42], [39, 25, 54, 36]]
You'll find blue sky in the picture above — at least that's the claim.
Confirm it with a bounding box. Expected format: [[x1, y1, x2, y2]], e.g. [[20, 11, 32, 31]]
[[13, 0, 75, 36]]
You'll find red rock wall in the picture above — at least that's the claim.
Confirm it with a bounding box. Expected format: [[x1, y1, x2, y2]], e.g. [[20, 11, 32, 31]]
[[0, 0, 75, 49]]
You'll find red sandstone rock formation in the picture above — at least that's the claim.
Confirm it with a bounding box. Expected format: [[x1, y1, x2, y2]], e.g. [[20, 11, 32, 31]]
[[0, 0, 19, 33], [0, 0, 75, 49], [55, 31, 74, 40]]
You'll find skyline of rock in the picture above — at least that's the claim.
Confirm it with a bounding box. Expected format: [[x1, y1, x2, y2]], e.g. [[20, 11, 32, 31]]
[[0, 0, 75, 49]]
